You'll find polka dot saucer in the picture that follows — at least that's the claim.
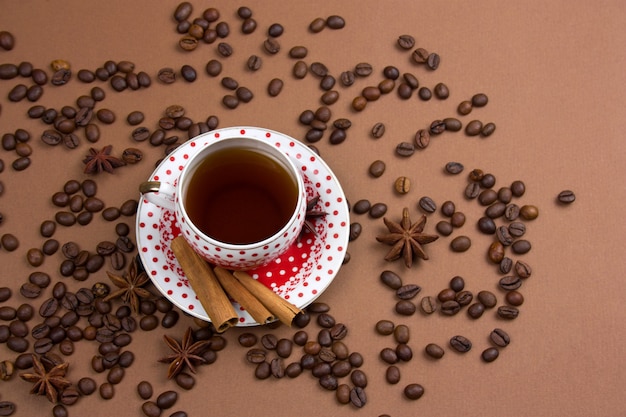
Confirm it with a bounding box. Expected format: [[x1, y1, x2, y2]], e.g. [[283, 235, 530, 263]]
[[135, 127, 350, 326]]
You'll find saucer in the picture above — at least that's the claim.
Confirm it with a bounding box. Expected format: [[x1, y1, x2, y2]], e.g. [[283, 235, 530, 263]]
[[135, 127, 350, 326]]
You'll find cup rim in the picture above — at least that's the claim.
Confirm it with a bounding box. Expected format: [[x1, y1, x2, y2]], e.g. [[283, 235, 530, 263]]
[[175, 132, 306, 250]]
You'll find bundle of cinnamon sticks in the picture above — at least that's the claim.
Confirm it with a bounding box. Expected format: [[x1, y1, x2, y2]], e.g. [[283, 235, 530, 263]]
[[171, 236, 302, 333]]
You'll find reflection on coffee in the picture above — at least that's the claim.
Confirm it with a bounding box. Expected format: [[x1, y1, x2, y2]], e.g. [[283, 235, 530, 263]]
[[185, 146, 298, 244]]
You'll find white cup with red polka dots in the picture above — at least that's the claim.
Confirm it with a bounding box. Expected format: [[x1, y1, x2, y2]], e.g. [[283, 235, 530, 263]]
[[139, 130, 307, 270]]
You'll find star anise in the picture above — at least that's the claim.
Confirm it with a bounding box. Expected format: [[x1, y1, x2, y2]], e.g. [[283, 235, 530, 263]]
[[83, 145, 126, 174], [158, 327, 211, 379], [300, 195, 327, 239], [103, 257, 151, 313], [376, 207, 439, 268], [20, 355, 71, 403]]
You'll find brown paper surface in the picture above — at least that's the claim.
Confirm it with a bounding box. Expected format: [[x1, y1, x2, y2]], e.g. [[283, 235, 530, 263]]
[[1, 1, 625, 416]]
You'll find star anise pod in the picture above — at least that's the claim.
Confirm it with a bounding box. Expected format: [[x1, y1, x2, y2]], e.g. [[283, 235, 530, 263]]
[[83, 145, 126, 174], [376, 207, 439, 268], [103, 257, 151, 313], [158, 327, 211, 379], [300, 195, 327, 239], [20, 355, 71, 403]]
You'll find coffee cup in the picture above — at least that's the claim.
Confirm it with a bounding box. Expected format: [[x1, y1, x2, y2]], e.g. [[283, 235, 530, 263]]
[[139, 129, 307, 270]]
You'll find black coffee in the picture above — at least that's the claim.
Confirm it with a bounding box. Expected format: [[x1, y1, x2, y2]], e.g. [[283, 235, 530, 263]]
[[185, 146, 298, 244]]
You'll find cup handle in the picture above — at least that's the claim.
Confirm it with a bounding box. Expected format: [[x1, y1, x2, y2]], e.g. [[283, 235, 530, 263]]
[[139, 181, 176, 211]]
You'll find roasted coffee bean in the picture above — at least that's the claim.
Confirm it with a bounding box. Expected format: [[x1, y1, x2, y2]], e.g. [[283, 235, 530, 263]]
[[477, 290, 497, 308], [482, 347, 499, 362], [397, 34, 415, 49], [455, 290, 473, 306], [396, 142, 415, 157], [265, 78, 284, 97], [0, 400, 17, 416], [263, 37, 280, 54], [180, 64, 196, 82], [368, 160, 386, 177], [511, 239, 531, 254], [499, 275, 521, 291], [309, 17, 326, 33], [413, 129, 430, 149], [369, 202, 387, 218], [353, 199, 371, 214], [380, 270, 402, 290], [351, 95, 367, 111], [418, 196, 436, 213], [420, 296, 437, 314], [369, 122, 386, 139], [326, 15, 345, 29], [396, 284, 421, 300], [435, 220, 454, 236], [384, 365, 401, 386], [490, 328, 511, 347], [404, 383, 424, 400], [396, 343, 413, 362], [380, 347, 398, 364], [440, 300, 461, 315], [504, 204, 521, 221], [515, 260, 532, 278], [449, 335, 472, 353], [467, 302, 485, 319], [156, 390, 178, 410], [425, 343, 445, 359], [397, 82, 413, 99], [137, 380, 153, 400], [505, 290, 524, 306], [465, 120, 483, 136], [375, 320, 395, 336], [395, 300, 416, 316], [434, 83, 450, 99], [412, 47, 429, 63], [340, 70, 355, 86], [557, 189, 576, 204], [520, 205, 539, 220], [472, 93, 489, 107], [141, 401, 160, 416], [394, 176, 410, 194], [276, 338, 293, 358], [481, 122, 496, 137], [498, 305, 519, 320], [478, 189, 498, 206], [350, 386, 367, 408], [450, 236, 471, 252], [175, 372, 195, 390]]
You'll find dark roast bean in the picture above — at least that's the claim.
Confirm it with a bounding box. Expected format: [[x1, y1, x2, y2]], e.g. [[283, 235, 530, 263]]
[[369, 202, 387, 218], [137, 380, 153, 399], [404, 383, 424, 400], [368, 160, 385, 178], [445, 162, 464, 175], [482, 347, 499, 362], [420, 296, 437, 314], [425, 343, 445, 359], [472, 93, 489, 107], [418, 196, 436, 213], [467, 302, 485, 319], [396, 284, 421, 300], [396, 142, 415, 157], [156, 390, 178, 409], [490, 328, 511, 347], [375, 320, 395, 336], [497, 306, 519, 320], [450, 236, 471, 252], [326, 15, 345, 29], [449, 335, 472, 353], [395, 300, 416, 316], [349, 386, 367, 408], [267, 78, 283, 97], [511, 239, 532, 254]]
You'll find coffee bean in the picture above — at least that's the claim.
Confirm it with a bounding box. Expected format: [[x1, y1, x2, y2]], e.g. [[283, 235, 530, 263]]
[[481, 122, 496, 137], [156, 390, 178, 410], [404, 383, 425, 400], [349, 387, 367, 408], [396, 284, 421, 300], [499, 275, 522, 291], [434, 83, 449, 99], [449, 335, 472, 353], [379, 270, 402, 290], [418, 196, 436, 213], [450, 236, 471, 252], [457, 100, 474, 115], [397, 34, 415, 49], [472, 93, 489, 107], [420, 296, 437, 314], [445, 162, 464, 175], [435, 220, 454, 236], [511, 239, 531, 254], [498, 305, 520, 320], [141, 401, 160, 416], [368, 160, 386, 178], [395, 300, 416, 316], [396, 142, 415, 157], [362, 86, 381, 101], [375, 320, 395, 336], [505, 290, 524, 306], [482, 347, 499, 362], [490, 328, 511, 347], [425, 343, 445, 359], [369, 202, 387, 218], [263, 37, 280, 54], [429, 119, 451, 136], [0, 402, 15, 417], [414, 129, 430, 149], [467, 302, 485, 319], [267, 78, 284, 97], [412, 47, 429, 63], [394, 176, 410, 194], [326, 15, 345, 29], [465, 120, 483, 136]]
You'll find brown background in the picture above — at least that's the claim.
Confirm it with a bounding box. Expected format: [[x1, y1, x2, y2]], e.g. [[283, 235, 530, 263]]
[[1, 1, 625, 416]]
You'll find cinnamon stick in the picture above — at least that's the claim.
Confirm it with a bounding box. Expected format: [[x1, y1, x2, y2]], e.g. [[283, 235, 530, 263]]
[[232, 270, 303, 326], [213, 267, 275, 325], [170, 237, 238, 333]]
